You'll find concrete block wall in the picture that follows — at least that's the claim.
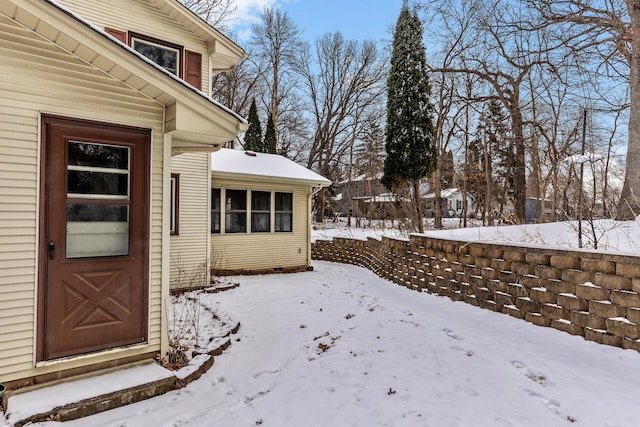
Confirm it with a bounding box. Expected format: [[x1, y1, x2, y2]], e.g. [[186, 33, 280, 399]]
[[311, 235, 640, 352]]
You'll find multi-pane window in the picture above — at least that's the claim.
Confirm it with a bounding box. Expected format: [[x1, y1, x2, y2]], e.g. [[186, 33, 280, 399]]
[[66, 141, 130, 258], [211, 189, 294, 234], [251, 191, 271, 232], [211, 188, 221, 234], [225, 189, 247, 233], [275, 192, 293, 232]]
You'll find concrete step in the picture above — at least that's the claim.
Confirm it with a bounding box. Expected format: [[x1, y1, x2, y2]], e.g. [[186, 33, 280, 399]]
[[5, 360, 175, 426]]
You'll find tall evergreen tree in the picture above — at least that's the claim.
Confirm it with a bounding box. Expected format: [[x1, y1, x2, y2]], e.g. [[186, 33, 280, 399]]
[[381, 1, 436, 233], [244, 98, 263, 152], [264, 112, 277, 154]]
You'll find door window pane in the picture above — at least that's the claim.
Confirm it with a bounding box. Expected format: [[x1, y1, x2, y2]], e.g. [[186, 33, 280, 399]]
[[66, 204, 129, 258], [67, 141, 129, 198], [251, 191, 270, 232], [68, 170, 128, 196], [68, 142, 128, 169]]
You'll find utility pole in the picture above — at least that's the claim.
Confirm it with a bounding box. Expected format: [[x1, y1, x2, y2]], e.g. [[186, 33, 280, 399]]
[[578, 109, 586, 249]]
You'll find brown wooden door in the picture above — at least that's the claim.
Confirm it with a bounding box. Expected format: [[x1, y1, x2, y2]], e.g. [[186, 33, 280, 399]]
[[38, 116, 150, 361]]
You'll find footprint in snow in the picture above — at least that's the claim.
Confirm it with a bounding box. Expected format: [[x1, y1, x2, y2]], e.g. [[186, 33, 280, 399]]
[[525, 389, 576, 423], [252, 356, 296, 379], [442, 328, 463, 340], [450, 345, 475, 357], [511, 360, 553, 387], [245, 385, 275, 403]]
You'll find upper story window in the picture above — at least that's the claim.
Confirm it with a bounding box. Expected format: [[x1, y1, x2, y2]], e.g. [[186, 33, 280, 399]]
[[105, 28, 203, 90], [130, 33, 182, 76]]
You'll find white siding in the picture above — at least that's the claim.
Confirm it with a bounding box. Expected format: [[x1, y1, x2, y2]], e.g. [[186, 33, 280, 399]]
[[170, 152, 210, 289], [56, 0, 211, 95], [211, 177, 311, 272], [0, 17, 166, 382]]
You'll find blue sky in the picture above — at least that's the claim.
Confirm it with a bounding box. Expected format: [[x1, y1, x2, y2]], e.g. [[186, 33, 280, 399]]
[[231, 0, 403, 45]]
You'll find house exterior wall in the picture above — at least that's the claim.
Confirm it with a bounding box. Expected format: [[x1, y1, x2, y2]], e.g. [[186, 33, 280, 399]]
[[0, 16, 166, 382], [211, 177, 311, 272], [170, 152, 211, 289], [56, 0, 211, 94]]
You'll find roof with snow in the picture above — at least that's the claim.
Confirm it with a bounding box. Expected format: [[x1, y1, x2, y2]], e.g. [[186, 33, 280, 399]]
[[211, 149, 332, 186], [422, 188, 475, 200], [338, 173, 383, 185]]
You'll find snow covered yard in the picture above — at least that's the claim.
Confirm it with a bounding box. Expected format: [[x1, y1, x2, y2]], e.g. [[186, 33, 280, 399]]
[[18, 260, 640, 427]]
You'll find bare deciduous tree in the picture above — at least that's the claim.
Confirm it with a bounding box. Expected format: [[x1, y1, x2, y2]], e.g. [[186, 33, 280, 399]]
[[179, 0, 235, 30], [250, 7, 304, 152], [522, 0, 639, 219], [296, 32, 387, 221]]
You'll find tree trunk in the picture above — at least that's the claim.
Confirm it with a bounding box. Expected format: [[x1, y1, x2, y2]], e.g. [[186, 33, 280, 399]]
[[483, 131, 492, 225], [510, 103, 527, 221], [413, 179, 424, 233], [617, 0, 640, 220]]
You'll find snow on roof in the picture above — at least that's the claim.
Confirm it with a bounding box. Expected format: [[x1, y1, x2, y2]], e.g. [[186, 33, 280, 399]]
[[338, 172, 383, 185], [361, 193, 410, 203], [422, 187, 467, 199], [211, 149, 331, 185]]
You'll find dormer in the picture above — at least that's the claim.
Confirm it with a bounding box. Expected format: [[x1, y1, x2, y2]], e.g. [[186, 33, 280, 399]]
[[56, 0, 246, 94]]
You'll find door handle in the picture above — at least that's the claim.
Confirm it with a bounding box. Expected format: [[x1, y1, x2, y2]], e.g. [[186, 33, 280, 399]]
[[49, 241, 55, 260]]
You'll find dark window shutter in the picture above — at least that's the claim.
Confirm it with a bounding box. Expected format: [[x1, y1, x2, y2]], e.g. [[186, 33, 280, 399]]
[[185, 50, 202, 90], [104, 27, 127, 44]]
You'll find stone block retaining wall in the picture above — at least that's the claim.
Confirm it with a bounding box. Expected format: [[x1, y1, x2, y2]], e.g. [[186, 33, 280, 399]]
[[311, 235, 640, 352]]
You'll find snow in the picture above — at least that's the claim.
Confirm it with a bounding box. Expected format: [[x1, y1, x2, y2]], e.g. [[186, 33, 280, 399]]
[[2, 258, 637, 426], [3, 219, 640, 427], [313, 216, 640, 254], [211, 149, 331, 185], [5, 362, 172, 424]]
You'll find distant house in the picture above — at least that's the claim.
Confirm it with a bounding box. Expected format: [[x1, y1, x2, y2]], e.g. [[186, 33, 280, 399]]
[[0, 0, 245, 391], [334, 174, 387, 219], [525, 198, 559, 223], [422, 188, 475, 218], [334, 177, 477, 221], [209, 149, 331, 275]]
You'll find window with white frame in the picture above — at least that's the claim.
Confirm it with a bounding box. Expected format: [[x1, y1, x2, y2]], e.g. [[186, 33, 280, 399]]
[[211, 189, 293, 234], [251, 191, 271, 232], [275, 192, 293, 232], [224, 189, 247, 233]]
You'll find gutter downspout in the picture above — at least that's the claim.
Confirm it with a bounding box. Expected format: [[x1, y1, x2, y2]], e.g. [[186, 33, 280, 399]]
[[307, 184, 325, 266]]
